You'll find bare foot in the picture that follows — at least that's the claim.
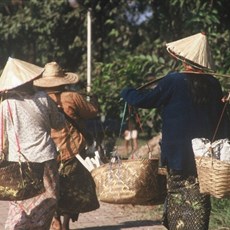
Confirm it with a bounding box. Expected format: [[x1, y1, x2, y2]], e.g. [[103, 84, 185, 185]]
[[50, 217, 62, 230]]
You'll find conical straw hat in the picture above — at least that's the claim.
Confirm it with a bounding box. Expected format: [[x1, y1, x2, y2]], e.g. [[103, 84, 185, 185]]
[[166, 32, 214, 70], [34, 62, 79, 87], [0, 57, 44, 92]]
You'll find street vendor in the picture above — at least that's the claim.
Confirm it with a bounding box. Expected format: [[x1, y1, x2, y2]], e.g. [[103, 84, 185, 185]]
[[120, 32, 230, 229]]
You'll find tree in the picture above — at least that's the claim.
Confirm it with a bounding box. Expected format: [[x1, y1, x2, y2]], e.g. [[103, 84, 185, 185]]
[[0, 0, 229, 120]]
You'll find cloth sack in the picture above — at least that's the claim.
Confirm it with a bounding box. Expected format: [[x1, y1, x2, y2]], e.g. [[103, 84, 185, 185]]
[[192, 138, 230, 162], [58, 157, 100, 214], [0, 158, 45, 200]]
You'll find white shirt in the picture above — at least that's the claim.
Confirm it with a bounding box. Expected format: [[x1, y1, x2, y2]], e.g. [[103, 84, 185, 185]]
[[0, 91, 65, 163]]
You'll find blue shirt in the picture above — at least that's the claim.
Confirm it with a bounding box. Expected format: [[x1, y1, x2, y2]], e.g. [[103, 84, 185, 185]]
[[121, 72, 230, 174]]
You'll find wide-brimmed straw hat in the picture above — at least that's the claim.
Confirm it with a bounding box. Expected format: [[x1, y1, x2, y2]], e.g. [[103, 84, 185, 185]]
[[0, 57, 44, 92], [166, 32, 214, 70], [34, 62, 79, 87]]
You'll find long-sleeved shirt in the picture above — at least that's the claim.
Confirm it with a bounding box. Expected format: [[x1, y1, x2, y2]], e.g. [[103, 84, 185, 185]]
[[47, 90, 99, 162], [121, 72, 230, 174]]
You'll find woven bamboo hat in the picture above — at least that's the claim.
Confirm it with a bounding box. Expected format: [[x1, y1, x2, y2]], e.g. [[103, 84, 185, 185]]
[[166, 32, 214, 70], [0, 57, 44, 92], [34, 61, 79, 87]]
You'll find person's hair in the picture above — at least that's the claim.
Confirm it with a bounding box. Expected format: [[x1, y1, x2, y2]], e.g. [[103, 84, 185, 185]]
[[2, 81, 35, 99], [35, 85, 66, 93], [187, 74, 212, 105]]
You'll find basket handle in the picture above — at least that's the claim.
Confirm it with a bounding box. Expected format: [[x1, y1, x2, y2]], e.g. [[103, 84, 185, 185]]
[[198, 93, 230, 165], [211, 92, 230, 143]]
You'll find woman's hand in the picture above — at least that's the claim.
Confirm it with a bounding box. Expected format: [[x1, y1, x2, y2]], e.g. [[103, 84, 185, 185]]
[[221, 92, 230, 103]]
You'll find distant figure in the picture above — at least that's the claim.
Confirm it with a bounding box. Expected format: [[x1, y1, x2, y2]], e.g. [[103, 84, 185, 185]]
[[124, 116, 138, 154], [146, 117, 154, 139]]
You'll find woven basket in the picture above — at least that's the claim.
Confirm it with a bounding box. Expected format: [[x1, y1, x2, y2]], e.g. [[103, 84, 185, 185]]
[[195, 156, 230, 198], [91, 159, 167, 205]]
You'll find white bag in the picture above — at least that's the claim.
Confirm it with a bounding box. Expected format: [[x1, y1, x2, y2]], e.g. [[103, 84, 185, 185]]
[[192, 138, 230, 163], [219, 139, 230, 162]]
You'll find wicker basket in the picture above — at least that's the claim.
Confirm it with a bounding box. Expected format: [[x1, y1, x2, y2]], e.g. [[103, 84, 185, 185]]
[[91, 159, 167, 205], [195, 156, 230, 198]]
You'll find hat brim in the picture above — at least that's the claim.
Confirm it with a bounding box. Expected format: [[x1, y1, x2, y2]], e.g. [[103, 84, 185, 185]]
[[0, 57, 44, 92], [167, 48, 212, 71], [34, 72, 79, 87], [166, 33, 214, 71]]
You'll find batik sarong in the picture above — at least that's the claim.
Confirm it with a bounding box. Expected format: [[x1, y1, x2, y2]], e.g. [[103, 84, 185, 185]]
[[5, 159, 59, 230], [162, 172, 211, 230]]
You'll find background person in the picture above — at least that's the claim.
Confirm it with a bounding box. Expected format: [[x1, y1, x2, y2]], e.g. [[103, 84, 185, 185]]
[[120, 33, 230, 229], [123, 116, 138, 154], [0, 57, 65, 230], [34, 62, 100, 230]]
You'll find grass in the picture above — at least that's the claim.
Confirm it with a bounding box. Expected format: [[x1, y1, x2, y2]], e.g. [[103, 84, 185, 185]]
[[209, 197, 230, 229]]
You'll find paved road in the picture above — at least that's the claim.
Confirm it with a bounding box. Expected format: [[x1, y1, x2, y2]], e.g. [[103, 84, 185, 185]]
[[0, 201, 166, 230]]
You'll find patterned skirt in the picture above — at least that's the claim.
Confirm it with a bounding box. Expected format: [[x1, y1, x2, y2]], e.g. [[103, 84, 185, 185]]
[[5, 159, 59, 230], [56, 157, 100, 221], [162, 172, 211, 230]]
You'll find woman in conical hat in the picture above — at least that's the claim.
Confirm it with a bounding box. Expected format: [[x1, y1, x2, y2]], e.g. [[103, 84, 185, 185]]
[[0, 57, 65, 230], [121, 33, 230, 229]]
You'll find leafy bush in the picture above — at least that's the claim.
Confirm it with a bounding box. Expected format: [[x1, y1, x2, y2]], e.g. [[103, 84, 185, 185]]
[[209, 197, 230, 229]]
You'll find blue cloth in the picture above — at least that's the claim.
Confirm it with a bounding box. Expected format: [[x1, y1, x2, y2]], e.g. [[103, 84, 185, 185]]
[[121, 72, 230, 174]]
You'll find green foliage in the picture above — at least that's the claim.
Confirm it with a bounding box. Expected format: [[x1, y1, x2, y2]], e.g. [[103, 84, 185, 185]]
[[1, 0, 230, 72], [0, 0, 230, 125], [0, 0, 86, 69], [92, 51, 172, 120], [0, 0, 228, 140], [209, 197, 230, 229]]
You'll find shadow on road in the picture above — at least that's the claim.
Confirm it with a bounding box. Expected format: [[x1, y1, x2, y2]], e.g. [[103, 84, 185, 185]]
[[76, 220, 163, 230]]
